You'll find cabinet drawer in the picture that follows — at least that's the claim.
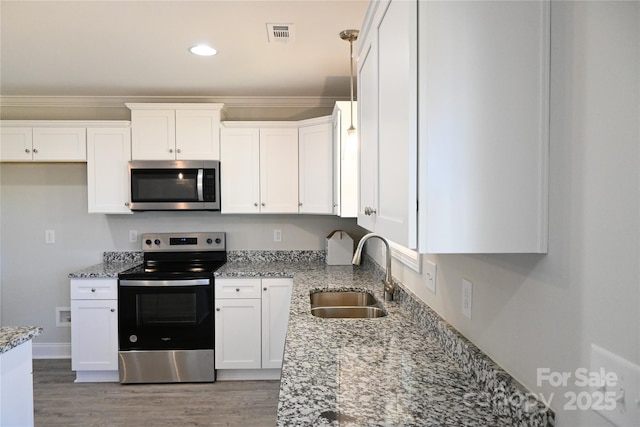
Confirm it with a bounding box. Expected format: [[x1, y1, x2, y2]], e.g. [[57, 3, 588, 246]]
[[215, 278, 261, 299], [70, 279, 117, 300]]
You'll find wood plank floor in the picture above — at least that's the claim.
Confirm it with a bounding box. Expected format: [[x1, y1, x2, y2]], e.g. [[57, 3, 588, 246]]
[[33, 359, 280, 427]]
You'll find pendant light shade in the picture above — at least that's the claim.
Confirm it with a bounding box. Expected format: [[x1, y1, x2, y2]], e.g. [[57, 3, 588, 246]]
[[340, 29, 359, 136]]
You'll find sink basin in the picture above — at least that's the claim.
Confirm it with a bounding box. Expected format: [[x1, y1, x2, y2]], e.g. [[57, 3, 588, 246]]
[[310, 291, 377, 308], [309, 291, 387, 318], [311, 306, 386, 319]]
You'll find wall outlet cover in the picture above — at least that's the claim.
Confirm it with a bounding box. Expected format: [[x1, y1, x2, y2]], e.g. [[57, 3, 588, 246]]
[[425, 260, 437, 294], [462, 279, 472, 319], [590, 343, 640, 426]]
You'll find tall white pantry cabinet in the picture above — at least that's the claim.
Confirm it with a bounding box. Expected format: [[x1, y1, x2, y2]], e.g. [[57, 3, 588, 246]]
[[357, 0, 550, 253]]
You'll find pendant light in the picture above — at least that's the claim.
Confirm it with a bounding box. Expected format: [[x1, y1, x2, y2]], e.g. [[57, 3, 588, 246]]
[[340, 29, 359, 136]]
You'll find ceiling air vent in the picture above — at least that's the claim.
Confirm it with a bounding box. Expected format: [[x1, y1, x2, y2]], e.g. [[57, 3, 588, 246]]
[[267, 23, 294, 44]]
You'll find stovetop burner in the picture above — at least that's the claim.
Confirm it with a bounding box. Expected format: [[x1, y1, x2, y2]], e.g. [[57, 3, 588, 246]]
[[118, 232, 227, 280]]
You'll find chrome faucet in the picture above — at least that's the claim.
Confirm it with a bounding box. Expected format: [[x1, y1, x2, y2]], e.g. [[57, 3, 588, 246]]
[[352, 232, 395, 301]]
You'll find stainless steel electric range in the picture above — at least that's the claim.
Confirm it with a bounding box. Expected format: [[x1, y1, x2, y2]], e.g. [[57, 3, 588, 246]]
[[117, 232, 226, 384]]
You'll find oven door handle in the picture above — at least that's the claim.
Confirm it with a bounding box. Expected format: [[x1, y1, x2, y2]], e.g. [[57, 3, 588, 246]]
[[119, 279, 211, 287]]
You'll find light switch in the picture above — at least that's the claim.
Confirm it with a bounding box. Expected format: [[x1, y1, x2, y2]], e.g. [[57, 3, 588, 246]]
[[45, 229, 55, 244]]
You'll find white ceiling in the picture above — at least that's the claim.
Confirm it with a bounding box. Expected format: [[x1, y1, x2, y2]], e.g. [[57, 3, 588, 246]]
[[0, 0, 368, 99]]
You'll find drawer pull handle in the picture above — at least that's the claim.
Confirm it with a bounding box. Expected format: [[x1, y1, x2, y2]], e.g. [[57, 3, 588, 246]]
[[110, 309, 115, 313], [263, 287, 267, 291], [91, 288, 96, 292], [216, 308, 221, 311], [235, 288, 240, 292]]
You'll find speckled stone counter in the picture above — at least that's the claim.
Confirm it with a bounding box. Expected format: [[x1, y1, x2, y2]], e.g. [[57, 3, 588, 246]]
[[216, 256, 554, 427], [0, 326, 42, 354], [68, 251, 142, 278]]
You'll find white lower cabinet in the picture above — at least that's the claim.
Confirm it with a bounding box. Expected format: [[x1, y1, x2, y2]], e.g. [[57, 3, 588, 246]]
[[0, 340, 35, 427], [261, 278, 293, 368], [70, 278, 119, 382], [215, 278, 292, 379]]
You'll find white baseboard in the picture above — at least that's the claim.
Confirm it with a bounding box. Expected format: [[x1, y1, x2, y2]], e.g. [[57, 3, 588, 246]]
[[32, 343, 71, 359]]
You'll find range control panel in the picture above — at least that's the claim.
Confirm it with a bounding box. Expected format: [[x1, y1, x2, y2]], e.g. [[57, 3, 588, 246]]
[[141, 232, 226, 252]]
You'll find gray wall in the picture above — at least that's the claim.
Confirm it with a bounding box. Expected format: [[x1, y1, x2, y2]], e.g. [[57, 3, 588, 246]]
[[0, 162, 363, 346]]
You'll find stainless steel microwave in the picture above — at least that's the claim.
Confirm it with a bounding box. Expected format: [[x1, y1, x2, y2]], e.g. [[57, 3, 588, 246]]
[[128, 160, 220, 211]]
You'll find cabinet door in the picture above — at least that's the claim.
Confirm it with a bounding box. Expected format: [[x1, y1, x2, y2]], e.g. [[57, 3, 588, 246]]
[[299, 122, 333, 214], [33, 127, 87, 161], [0, 341, 34, 427], [0, 127, 33, 161], [259, 128, 299, 213], [220, 127, 261, 213], [214, 298, 261, 369], [332, 111, 342, 216], [176, 109, 221, 160], [261, 279, 292, 369], [131, 109, 176, 160], [87, 127, 132, 214], [418, 1, 550, 253], [333, 102, 358, 218], [71, 299, 118, 371], [375, 0, 418, 248], [357, 33, 379, 231]]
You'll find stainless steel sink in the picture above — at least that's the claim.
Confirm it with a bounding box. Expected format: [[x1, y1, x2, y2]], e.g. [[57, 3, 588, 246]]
[[309, 291, 387, 318], [311, 306, 386, 319], [310, 291, 377, 308]]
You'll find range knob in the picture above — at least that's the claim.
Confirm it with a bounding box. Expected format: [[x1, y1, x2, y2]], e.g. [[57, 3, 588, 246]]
[[215, 238, 222, 244], [145, 239, 152, 245], [154, 239, 161, 245], [207, 238, 213, 244]]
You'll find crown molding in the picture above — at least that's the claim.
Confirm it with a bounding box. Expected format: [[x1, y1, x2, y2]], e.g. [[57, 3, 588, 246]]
[[0, 95, 347, 109]]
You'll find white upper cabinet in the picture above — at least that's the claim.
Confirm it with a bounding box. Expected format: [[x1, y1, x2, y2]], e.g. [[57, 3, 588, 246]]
[[259, 127, 299, 214], [332, 102, 358, 218], [298, 117, 333, 214], [357, 0, 550, 253], [127, 103, 224, 160], [0, 124, 86, 162], [86, 126, 132, 214], [220, 127, 261, 213], [220, 123, 298, 214]]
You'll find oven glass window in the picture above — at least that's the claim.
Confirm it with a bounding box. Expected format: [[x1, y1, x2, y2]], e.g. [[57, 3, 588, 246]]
[[137, 294, 197, 326], [131, 169, 198, 202]]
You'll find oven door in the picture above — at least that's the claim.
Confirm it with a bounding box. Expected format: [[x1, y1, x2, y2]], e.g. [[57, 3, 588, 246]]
[[118, 278, 213, 351]]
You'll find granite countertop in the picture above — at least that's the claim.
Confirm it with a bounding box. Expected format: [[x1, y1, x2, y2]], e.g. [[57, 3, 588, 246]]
[[0, 326, 43, 354], [68, 252, 143, 278], [216, 259, 554, 427]]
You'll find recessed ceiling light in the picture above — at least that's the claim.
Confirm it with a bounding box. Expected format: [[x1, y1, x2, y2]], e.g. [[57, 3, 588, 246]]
[[189, 44, 217, 56]]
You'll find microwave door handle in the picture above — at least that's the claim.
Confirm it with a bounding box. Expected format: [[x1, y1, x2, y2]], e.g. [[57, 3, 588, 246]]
[[197, 169, 204, 201]]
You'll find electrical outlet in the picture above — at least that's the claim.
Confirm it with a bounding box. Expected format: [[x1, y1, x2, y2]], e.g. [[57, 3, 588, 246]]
[[425, 260, 437, 294], [129, 230, 138, 243], [590, 344, 640, 426], [462, 279, 473, 319], [274, 229, 282, 242], [45, 229, 55, 244]]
